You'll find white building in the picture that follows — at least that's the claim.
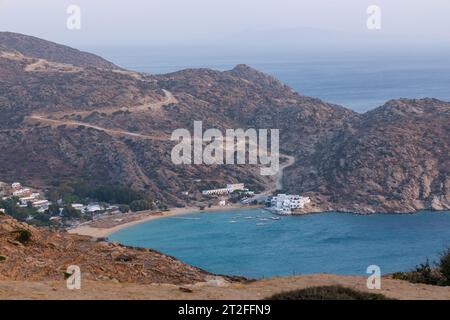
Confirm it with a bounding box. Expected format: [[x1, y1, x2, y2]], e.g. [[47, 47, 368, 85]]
[[270, 194, 311, 215], [202, 183, 246, 196], [13, 188, 31, 197], [19, 196, 36, 206], [11, 182, 22, 190], [32, 200, 49, 212], [86, 204, 102, 213], [71, 203, 85, 212], [226, 184, 245, 192]]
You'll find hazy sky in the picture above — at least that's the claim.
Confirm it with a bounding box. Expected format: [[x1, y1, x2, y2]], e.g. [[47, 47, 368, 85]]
[[0, 0, 449, 48]]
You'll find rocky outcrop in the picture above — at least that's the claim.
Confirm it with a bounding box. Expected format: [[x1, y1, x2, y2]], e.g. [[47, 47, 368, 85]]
[[285, 98, 450, 213], [0, 215, 220, 284]]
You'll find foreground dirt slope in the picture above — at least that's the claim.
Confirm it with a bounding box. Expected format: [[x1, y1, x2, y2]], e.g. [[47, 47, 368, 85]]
[[0, 215, 228, 285], [1, 274, 450, 300]]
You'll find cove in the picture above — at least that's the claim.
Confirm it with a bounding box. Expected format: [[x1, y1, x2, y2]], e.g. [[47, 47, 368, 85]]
[[109, 209, 450, 278]]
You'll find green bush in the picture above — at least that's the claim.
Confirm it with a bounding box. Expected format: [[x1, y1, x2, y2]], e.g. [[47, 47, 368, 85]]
[[266, 286, 390, 300], [62, 205, 82, 219], [15, 229, 32, 244], [118, 204, 130, 213], [439, 248, 450, 285], [392, 260, 441, 285], [129, 200, 153, 212], [0, 198, 37, 222], [0, 255, 7, 262], [392, 248, 450, 286]]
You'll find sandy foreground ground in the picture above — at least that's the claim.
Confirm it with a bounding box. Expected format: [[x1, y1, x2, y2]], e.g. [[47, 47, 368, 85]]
[[68, 204, 253, 238], [2, 274, 450, 300]]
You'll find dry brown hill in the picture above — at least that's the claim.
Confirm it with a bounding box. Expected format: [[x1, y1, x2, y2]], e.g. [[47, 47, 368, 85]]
[[0, 214, 233, 285]]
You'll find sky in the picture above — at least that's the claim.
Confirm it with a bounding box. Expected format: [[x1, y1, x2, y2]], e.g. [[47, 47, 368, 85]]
[[0, 0, 449, 49]]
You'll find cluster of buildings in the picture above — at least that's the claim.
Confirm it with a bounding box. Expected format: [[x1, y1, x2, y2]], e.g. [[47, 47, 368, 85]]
[[71, 203, 119, 215], [269, 194, 311, 215], [201, 183, 257, 207], [9, 182, 49, 213], [202, 183, 247, 196]]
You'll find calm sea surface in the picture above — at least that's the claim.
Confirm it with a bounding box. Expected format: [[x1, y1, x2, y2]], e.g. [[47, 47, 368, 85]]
[[110, 209, 450, 278], [90, 47, 450, 112]]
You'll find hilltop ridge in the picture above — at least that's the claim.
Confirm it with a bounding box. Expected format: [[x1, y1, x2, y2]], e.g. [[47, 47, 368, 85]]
[[0, 32, 119, 69]]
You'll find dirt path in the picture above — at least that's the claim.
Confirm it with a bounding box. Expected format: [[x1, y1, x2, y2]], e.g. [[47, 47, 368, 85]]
[[25, 89, 178, 140], [276, 154, 295, 191], [245, 153, 295, 204], [27, 89, 177, 120], [2, 274, 449, 300], [26, 115, 170, 141]]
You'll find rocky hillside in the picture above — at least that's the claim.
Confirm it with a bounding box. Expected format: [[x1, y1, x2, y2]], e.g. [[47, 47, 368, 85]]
[[0, 214, 231, 284], [287, 98, 450, 213], [0, 32, 449, 213]]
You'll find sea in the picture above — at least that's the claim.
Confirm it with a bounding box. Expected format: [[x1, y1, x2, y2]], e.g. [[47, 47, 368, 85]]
[[110, 209, 450, 278]]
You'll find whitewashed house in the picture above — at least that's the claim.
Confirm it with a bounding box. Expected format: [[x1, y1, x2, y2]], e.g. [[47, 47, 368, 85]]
[[202, 183, 246, 196], [32, 200, 49, 212], [13, 188, 31, 197], [270, 194, 311, 215], [11, 182, 22, 190]]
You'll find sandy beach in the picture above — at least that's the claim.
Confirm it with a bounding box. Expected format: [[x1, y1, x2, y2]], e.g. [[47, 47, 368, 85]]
[[68, 204, 257, 238]]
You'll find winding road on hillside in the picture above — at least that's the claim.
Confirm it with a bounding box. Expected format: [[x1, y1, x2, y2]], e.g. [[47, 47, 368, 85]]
[[25, 89, 177, 140], [25, 90, 295, 194]]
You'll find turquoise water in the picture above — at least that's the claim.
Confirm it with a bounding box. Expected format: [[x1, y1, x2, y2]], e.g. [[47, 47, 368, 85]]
[[109, 209, 450, 278]]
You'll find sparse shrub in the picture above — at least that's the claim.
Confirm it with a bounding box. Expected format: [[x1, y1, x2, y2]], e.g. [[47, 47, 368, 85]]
[[0, 255, 7, 262], [439, 248, 450, 285], [392, 260, 442, 286], [15, 229, 32, 244], [266, 286, 390, 300], [392, 248, 450, 286]]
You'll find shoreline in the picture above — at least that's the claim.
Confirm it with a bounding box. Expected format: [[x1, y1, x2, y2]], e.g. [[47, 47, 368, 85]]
[[68, 204, 262, 238], [68, 205, 450, 239]]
